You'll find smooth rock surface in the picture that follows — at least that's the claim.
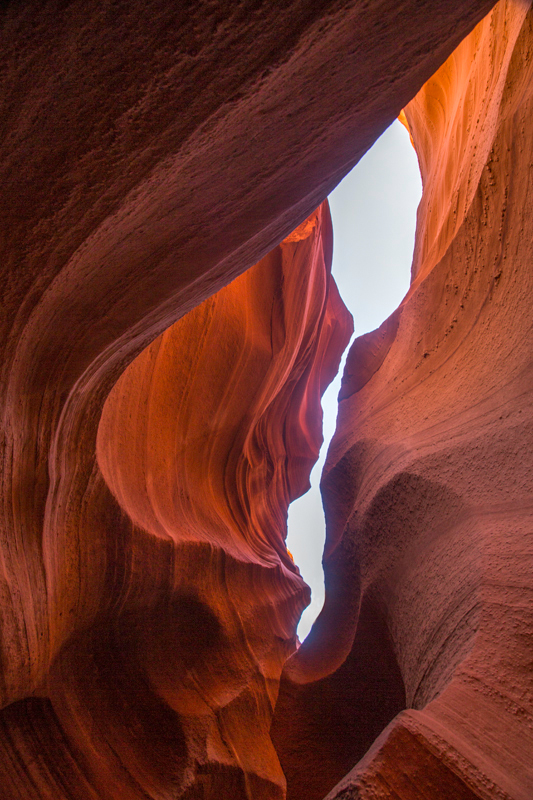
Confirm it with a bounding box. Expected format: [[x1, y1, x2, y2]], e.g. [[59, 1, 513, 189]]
[[0, 1, 499, 798], [0, 202, 352, 799], [273, 2, 533, 798]]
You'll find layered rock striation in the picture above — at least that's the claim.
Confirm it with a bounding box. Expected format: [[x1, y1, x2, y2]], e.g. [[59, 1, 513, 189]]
[[0, 1, 509, 798], [273, 2, 533, 798], [0, 198, 352, 798]]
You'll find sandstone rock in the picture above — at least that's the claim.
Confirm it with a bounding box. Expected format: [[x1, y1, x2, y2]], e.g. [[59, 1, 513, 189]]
[[273, 2, 533, 798], [0, 1, 499, 798], [0, 200, 351, 798]]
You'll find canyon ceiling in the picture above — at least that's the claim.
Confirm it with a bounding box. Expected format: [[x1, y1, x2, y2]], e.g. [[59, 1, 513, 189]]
[[0, 1, 532, 799]]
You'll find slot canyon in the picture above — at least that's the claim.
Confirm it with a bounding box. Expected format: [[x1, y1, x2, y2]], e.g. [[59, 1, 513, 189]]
[[0, 0, 532, 798]]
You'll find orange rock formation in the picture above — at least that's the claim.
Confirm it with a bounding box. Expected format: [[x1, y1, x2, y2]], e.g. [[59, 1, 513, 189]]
[[273, 2, 533, 798], [2, 0, 527, 799], [0, 199, 351, 798]]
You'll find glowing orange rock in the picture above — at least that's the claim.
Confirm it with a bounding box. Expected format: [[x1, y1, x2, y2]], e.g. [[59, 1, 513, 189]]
[[273, 3, 533, 798], [0, 1, 499, 797], [0, 201, 352, 799]]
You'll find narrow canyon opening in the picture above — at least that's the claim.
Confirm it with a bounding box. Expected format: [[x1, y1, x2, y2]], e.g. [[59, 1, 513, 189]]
[[287, 118, 422, 640], [4, 3, 533, 799]]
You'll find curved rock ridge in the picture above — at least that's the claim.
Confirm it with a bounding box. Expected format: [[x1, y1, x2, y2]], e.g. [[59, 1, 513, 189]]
[[0, 0, 493, 710], [0, 1, 499, 798], [98, 205, 351, 568], [273, 2, 533, 799], [0, 202, 352, 799]]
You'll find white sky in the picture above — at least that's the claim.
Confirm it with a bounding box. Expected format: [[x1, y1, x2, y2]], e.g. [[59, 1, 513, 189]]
[[287, 119, 422, 640]]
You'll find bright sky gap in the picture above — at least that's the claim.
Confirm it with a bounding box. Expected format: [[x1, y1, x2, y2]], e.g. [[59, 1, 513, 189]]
[[287, 119, 423, 640]]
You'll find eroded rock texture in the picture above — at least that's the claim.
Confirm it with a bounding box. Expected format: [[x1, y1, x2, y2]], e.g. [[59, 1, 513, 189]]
[[0, 0, 504, 798], [1, 195, 353, 798], [273, 2, 533, 799]]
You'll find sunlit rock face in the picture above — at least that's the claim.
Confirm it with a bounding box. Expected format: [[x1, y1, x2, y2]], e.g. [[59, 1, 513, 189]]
[[0, 199, 352, 798], [0, 1, 498, 798], [273, 2, 533, 799], [67, 204, 351, 800]]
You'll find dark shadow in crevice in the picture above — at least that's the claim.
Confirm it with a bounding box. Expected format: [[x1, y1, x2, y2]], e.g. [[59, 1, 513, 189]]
[[271, 590, 405, 800]]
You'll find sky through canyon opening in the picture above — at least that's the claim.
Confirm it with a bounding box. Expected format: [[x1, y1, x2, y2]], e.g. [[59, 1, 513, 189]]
[[287, 118, 422, 640]]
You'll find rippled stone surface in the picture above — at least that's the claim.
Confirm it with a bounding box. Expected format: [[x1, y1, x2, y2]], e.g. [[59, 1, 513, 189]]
[[273, 3, 533, 798], [0, 1, 499, 798]]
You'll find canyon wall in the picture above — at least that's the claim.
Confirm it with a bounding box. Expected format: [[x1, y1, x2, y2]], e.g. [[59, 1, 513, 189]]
[[0, 202, 352, 800], [273, 2, 533, 798], [0, 0, 514, 798]]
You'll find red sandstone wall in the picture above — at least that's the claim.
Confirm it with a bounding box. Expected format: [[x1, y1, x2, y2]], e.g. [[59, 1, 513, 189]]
[[273, 2, 533, 798], [0, 201, 352, 798], [0, 1, 500, 798]]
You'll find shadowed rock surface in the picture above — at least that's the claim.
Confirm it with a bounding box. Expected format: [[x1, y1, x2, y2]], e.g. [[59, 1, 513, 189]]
[[273, 2, 533, 798], [2, 0, 526, 798]]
